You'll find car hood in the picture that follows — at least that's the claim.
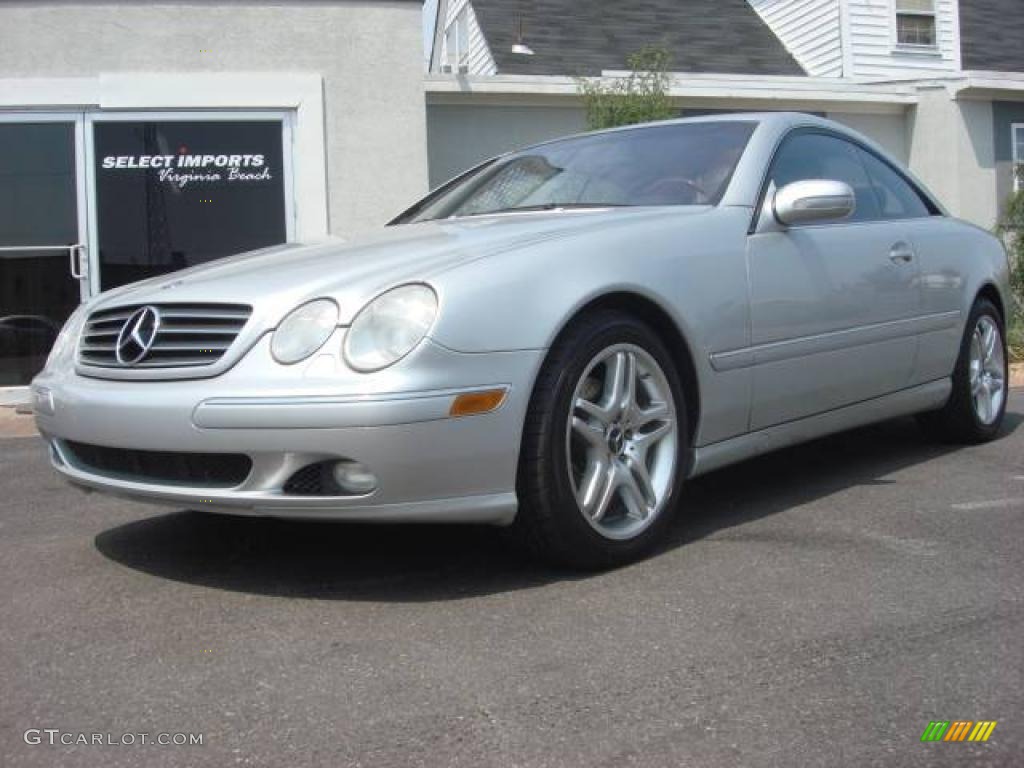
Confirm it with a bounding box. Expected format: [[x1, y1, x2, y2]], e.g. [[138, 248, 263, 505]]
[[91, 206, 712, 326]]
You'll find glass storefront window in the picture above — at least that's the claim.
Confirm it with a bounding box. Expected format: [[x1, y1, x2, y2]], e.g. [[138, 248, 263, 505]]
[[93, 120, 287, 290], [0, 122, 82, 386]]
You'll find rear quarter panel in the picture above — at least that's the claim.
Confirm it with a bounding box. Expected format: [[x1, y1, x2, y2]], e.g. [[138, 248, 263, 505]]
[[907, 217, 1012, 382]]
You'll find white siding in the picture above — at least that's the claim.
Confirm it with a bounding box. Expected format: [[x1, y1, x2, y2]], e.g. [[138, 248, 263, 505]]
[[845, 0, 959, 80], [436, 0, 496, 76], [749, 0, 844, 77]]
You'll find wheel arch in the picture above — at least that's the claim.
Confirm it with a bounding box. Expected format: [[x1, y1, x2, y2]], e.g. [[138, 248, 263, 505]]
[[546, 291, 702, 456], [975, 282, 1006, 324]]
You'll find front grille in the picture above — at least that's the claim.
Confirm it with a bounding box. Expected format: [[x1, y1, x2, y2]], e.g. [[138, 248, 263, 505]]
[[62, 440, 252, 488], [79, 303, 251, 368]]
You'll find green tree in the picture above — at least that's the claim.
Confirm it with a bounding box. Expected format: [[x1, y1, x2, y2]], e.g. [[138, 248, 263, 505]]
[[998, 165, 1024, 360], [576, 46, 675, 131]]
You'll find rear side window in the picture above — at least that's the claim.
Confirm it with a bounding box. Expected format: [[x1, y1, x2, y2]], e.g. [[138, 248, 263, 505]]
[[768, 132, 880, 223], [856, 148, 932, 219]]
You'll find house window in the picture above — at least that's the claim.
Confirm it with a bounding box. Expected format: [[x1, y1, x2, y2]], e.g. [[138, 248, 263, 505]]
[[456, 10, 469, 70], [895, 0, 937, 47], [444, 8, 470, 73], [1013, 124, 1024, 192]]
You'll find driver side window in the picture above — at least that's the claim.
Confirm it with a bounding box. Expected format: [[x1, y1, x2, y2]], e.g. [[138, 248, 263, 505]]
[[769, 132, 880, 223]]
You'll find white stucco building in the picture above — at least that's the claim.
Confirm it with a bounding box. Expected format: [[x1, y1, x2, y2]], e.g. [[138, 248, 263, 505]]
[[0, 0, 428, 392]]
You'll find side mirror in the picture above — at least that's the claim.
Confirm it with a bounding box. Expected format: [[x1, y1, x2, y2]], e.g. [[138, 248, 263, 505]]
[[773, 179, 855, 226]]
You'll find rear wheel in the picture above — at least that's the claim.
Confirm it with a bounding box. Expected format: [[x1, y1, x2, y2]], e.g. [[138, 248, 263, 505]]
[[918, 297, 1008, 443], [513, 311, 687, 569]]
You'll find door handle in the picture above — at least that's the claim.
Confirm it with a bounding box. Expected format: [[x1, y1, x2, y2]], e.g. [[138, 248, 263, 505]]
[[0, 243, 88, 278], [889, 242, 915, 264], [69, 243, 86, 280]]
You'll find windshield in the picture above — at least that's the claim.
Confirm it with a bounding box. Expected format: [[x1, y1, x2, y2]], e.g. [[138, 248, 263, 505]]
[[395, 121, 756, 224]]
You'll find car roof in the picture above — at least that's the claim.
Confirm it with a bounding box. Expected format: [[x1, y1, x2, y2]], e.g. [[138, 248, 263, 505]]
[[515, 111, 827, 154], [569, 111, 831, 138], [512, 111, 946, 215]]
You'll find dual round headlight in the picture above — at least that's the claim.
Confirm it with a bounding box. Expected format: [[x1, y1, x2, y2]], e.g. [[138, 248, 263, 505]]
[[270, 285, 438, 372], [343, 284, 438, 372], [270, 298, 340, 365]]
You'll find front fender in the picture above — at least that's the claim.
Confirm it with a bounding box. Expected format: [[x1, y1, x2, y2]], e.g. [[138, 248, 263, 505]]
[[427, 207, 755, 446]]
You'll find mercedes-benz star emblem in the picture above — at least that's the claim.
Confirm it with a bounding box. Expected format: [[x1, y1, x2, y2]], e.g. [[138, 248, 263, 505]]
[[115, 306, 161, 366]]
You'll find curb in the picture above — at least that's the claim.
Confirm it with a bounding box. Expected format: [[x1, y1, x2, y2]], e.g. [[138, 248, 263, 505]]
[[0, 406, 38, 439], [1012, 362, 1024, 390]]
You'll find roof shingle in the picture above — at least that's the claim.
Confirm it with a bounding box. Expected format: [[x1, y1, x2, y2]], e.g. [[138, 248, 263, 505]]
[[471, 0, 805, 77]]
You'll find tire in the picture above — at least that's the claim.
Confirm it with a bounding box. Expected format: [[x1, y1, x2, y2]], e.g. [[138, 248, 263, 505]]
[[917, 297, 1009, 444], [512, 310, 688, 569]]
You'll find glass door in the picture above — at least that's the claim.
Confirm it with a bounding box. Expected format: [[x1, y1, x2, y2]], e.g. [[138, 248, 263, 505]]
[[0, 116, 88, 386]]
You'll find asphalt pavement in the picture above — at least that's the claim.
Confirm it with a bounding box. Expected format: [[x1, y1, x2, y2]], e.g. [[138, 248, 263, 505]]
[[2, 393, 1022, 767]]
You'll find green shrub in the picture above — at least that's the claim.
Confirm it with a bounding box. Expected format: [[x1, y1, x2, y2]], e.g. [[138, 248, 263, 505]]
[[998, 167, 1024, 361], [576, 46, 675, 131]]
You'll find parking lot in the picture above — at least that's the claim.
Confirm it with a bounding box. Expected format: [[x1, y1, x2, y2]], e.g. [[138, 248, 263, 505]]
[[2, 393, 1022, 767]]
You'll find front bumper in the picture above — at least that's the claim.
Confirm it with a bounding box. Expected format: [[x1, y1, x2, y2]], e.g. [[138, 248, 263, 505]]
[[33, 334, 544, 524]]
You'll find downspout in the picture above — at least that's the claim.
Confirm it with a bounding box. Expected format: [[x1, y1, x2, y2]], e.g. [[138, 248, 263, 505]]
[[839, 0, 854, 79]]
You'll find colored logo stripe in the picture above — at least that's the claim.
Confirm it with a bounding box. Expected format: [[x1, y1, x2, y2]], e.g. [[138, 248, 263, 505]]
[[969, 722, 997, 742], [944, 721, 973, 741], [921, 720, 997, 742]]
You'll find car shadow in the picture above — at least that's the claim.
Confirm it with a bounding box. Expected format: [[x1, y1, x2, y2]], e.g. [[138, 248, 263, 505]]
[[94, 409, 1022, 602], [669, 409, 1020, 548]]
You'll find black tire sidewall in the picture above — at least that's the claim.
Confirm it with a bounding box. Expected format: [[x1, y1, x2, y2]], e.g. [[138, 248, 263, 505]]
[[952, 299, 1008, 440], [525, 313, 688, 567]]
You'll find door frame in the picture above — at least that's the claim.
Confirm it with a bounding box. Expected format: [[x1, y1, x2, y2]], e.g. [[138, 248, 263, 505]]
[[0, 112, 89, 399], [0, 108, 297, 301], [0, 111, 91, 302], [0, 108, 297, 401], [0, 74, 323, 403]]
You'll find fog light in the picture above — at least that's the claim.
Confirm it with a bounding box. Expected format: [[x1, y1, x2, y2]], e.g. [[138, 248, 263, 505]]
[[331, 461, 378, 494]]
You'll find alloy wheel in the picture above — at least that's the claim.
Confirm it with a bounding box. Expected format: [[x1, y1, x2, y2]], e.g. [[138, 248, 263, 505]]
[[969, 315, 1006, 426], [565, 343, 678, 541]]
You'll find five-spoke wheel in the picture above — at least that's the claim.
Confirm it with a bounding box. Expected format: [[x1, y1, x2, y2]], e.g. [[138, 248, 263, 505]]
[[968, 315, 1006, 426], [567, 344, 677, 540], [918, 296, 1008, 443], [514, 310, 687, 569]]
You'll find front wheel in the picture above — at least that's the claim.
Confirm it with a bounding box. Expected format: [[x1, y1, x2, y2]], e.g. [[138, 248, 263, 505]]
[[918, 297, 1008, 443], [513, 311, 687, 569]]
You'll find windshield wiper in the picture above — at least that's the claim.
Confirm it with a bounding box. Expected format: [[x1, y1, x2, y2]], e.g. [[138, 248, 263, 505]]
[[449, 202, 630, 219]]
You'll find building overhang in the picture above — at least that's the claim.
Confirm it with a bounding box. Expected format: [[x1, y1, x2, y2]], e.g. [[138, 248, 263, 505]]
[[945, 71, 1024, 102], [425, 72, 917, 114]]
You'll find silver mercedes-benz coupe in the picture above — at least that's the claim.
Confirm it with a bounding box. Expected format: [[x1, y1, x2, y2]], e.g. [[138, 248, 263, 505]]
[[33, 113, 1012, 567]]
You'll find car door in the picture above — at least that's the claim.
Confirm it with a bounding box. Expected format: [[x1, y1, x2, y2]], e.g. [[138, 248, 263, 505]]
[[746, 130, 922, 430], [854, 147, 960, 385]]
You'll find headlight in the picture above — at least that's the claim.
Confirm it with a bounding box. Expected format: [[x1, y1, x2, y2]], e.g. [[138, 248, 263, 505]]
[[343, 284, 438, 372], [271, 299, 339, 364], [44, 304, 88, 371]]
